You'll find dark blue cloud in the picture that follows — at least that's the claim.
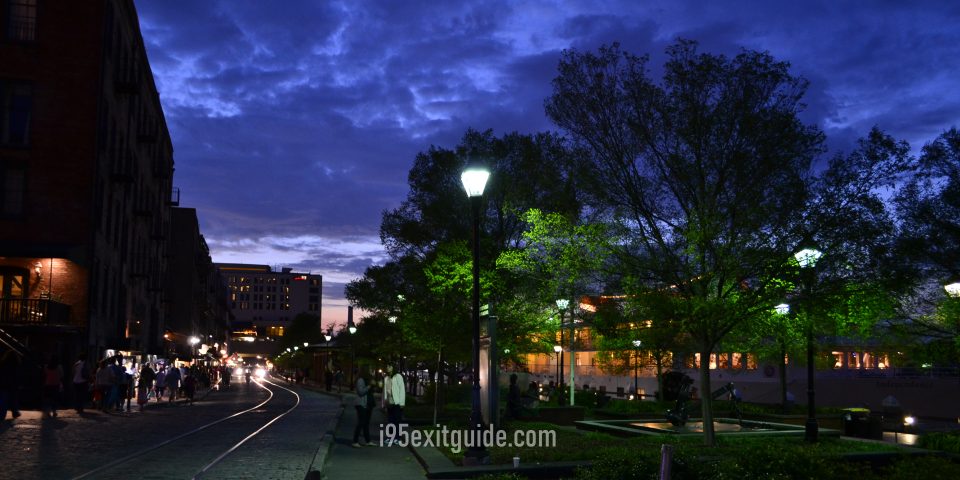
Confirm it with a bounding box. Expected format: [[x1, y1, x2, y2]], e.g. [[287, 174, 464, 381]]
[[133, 0, 960, 326]]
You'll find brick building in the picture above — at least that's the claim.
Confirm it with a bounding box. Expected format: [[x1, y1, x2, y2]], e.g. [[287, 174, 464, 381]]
[[0, 0, 175, 363]]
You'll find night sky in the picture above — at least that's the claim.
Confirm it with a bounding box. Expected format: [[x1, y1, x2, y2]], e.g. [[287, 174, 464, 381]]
[[133, 1, 960, 329]]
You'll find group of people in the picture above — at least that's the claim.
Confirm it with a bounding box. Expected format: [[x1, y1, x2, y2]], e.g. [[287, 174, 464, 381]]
[[352, 364, 406, 448], [70, 354, 207, 414]]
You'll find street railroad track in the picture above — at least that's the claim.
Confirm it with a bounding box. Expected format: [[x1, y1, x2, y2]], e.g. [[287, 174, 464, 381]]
[[71, 376, 301, 480]]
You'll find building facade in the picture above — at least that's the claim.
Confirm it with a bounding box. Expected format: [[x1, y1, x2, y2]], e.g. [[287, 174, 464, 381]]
[[0, 0, 175, 363], [217, 263, 322, 356], [164, 208, 231, 359]]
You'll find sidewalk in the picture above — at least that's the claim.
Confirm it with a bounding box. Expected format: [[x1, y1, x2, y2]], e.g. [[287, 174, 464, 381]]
[[319, 397, 427, 479]]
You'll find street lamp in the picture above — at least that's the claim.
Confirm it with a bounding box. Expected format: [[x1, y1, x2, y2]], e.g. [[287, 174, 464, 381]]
[[794, 247, 822, 442], [189, 336, 200, 361], [775, 303, 790, 315], [945, 282, 960, 297], [324, 334, 332, 342], [553, 344, 563, 388], [632, 339, 642, 403], [555, 298, 569, 406], [462, 163, 490, 463]]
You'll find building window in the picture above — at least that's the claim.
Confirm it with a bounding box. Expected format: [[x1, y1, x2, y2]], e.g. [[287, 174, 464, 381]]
[[6, 0, 37, 41], [0, 162, 25, 217], [1, 82, 32, 146]]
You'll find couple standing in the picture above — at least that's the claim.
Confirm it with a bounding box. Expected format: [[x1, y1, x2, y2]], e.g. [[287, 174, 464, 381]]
[[353, 364, 404, 447]]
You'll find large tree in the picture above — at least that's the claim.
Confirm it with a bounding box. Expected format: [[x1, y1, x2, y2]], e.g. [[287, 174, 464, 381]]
[[893, 129, 960, 357], [546, 40, 825, 445]]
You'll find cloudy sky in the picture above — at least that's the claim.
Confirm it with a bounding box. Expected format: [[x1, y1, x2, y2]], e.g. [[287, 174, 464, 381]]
[[133, 0, 960, 329]]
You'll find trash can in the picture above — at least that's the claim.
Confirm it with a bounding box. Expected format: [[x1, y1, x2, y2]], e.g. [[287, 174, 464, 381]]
[[842, 408, 883, 439], [842, 408, 870, 436]]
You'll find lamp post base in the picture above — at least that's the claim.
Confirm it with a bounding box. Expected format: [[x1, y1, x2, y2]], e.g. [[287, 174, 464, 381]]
[[804, 417, 819, 443]]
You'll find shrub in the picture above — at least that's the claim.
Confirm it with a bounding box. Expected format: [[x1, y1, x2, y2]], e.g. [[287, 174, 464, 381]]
[[919, 432, 960, 455]]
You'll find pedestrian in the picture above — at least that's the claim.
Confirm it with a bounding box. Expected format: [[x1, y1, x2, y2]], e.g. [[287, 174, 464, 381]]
[[42, 355, 63, 418], [110, 355, 126, 412], [384, 364, 406, 432], [165, 363, 181, 404], [0, 350, 22, 420], [155, 366, 167, 402], [137, 362, 156, 412], [94, 359, 115, 411], [325, 359, 334, 391], [352, 367, 375, 447], [72, 353, 91, 413], [183, 369, 196, 405]]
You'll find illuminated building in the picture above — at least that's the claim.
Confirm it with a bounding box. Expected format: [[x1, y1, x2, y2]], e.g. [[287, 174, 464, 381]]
[[217, 263, 322, 353], [0, 0, 176, 360]]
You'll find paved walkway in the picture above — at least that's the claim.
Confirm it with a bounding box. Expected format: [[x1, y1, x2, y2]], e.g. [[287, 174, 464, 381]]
[[320, 399, 427, 479]]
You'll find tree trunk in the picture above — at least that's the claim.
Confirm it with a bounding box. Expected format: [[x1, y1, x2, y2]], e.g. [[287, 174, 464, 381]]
[[699, 344, 715, 447], [779, 339, 788, 413]]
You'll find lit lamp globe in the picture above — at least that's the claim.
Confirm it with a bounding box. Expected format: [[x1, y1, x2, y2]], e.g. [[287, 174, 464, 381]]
[[775, 303, 790, 315], [553, 345, 562, 353], [556, 298, 570, 310], [945, 282, 960, 297], [632, 340, 642, 348], [324, 334, 332, 342], [794, 248, 823, 268], [188, 336, 200, 346], [348, 326, 357, 334], [461, 168, 490, 197]]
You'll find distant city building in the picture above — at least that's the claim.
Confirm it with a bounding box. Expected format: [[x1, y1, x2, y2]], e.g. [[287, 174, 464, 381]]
[[217, 263, 322, 343], [165, 208, 232, 358], [0, 0, 177, 362]]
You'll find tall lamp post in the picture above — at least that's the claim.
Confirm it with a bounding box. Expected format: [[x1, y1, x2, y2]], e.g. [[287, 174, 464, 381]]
[[632, 340, 642, 403], [795, 247, 823, 443], [462, 164, 490, 463], [555, 298, 570, 405], [189, 336, 200, 363], [553, 344, 562, 394]]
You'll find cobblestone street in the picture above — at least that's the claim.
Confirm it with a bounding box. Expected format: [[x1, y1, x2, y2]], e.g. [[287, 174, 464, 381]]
[[0, 380, 340, 479]]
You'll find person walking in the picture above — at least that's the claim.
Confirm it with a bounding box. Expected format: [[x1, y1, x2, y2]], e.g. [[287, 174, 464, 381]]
[[383, 364, 406, 434], [0, 350, 21, 420], [137, 363, 156, 412], [165, 363, 181, 404], [72, 353, 91, 413], [183, 369, 196, 405], [351, 367, 375, 447], [94, 359, 115, 412], [41, 355, 63, 418], [155, 366, 166, 402]]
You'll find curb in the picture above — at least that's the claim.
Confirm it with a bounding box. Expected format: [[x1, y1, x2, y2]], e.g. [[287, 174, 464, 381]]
[[304, 411, 341, 480]]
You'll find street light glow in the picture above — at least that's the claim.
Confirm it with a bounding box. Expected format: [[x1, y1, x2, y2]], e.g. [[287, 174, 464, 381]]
[[348, 326, 357, 334], [324, 334, 332, 342], [945, 282, 960, 297], [553, 345, 562, 353], [460, 168, 490, 197], [632, 340, 642, 348], [189, 336, 200, 345], [556, 298, 570, 310], [794, 248, 823, 268], [775, 303, 790, 315]]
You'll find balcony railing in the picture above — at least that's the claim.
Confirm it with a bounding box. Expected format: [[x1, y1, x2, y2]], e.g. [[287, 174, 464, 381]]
[[0, 298, 71, 326]]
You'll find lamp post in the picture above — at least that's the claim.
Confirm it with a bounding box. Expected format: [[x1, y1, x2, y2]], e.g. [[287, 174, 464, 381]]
[[189, 336, 200, 362], [632, 340, 642, 403], [555, 298, 570, 405], [553, 345, 562, 395], [795, 247, 823, 443], [462, 164, 490, 463]]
